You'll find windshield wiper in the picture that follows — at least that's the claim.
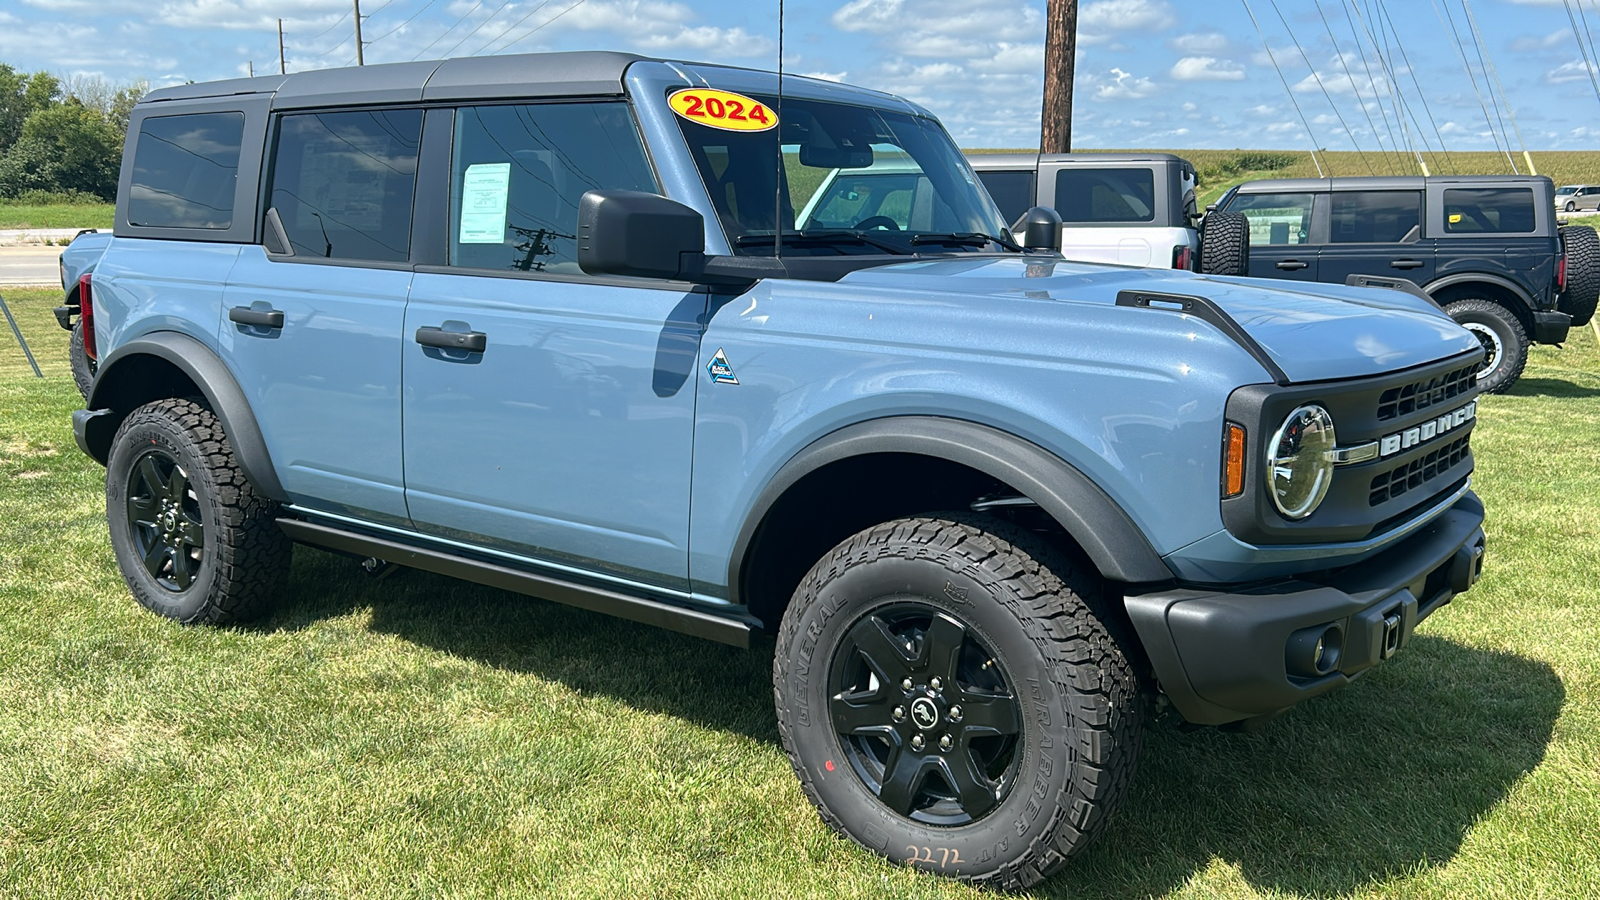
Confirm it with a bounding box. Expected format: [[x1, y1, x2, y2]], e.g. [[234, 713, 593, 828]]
[[734, 230, 912, 255], [909, 232, 1026, 252]]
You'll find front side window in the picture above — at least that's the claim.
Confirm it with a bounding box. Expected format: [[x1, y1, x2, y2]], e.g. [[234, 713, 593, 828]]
[[675, 93, 1011, 257], [1229, 192, 1314, 246], [1329, 191, 1420, 244], [1052, 168, 1155, 224], [267, 109, 423, 262], [449, 102, 657, 273], [1443, 187, 1536, 234], [127, 112, 245, 229]]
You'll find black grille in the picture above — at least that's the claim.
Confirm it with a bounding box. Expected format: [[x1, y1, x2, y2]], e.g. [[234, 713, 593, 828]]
[[1376, 364, 1478, 422], [1369, 436, 1472, 506]]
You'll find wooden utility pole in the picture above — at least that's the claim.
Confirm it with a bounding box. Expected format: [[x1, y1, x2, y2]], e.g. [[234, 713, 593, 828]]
[[353, 0, 365, 65], [1040, 0, 1078, 153], [278, 19, 286, 74]]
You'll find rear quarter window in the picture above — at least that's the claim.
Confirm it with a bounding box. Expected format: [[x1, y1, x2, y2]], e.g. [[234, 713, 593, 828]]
[[1443, 187, 1535, 234], [1053, 167, 1155, 223], [127, 112, 246, 229]]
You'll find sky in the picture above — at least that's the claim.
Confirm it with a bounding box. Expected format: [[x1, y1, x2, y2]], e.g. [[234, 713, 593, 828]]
[[3, 0, 1600, 153]]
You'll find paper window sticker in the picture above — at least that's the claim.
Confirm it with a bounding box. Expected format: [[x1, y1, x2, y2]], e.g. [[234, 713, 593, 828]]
[[459, 162, 512, 244]]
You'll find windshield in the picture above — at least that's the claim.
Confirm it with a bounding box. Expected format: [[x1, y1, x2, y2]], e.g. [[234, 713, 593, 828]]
[[673, 93, 1013, 256], [1557, 186, 1578, 195]]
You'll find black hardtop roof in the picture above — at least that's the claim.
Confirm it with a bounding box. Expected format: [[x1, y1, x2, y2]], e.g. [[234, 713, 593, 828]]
[[140, 51, 650, 107], [965, 151, 1192, 170], [1232, 174, 1554, 193]]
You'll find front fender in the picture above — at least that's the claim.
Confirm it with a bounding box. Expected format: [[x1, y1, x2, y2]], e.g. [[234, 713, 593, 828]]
[[726, 416, 1174, 600], [80, 331, 286, 501]]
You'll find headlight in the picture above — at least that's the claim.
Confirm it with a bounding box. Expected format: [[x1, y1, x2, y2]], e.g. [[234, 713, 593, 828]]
[[1267, 404, 1336, 519]]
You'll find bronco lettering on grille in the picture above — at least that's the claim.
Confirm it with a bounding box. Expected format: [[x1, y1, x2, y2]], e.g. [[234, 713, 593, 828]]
[[1378, 401, 1476, 458]]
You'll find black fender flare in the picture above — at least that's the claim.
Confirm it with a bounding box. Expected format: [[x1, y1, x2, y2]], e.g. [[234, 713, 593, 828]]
[[80, 331, 287, 502], [1423, 272, 1537, 311], [727, 416, 1174, 603]]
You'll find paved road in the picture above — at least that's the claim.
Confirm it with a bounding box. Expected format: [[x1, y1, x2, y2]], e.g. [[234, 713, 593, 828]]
[[0, 246, 60, 287]]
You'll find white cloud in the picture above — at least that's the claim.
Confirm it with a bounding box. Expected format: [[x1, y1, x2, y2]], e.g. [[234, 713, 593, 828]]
[[799, 71, 848, 83], [1092, 67, 1157, 100], [1080, 0, 1175, 33], [1169, 31, 1230, 54], [1511, 29, 1571, 52], [1546, 59, 1598, 84], [1170, 56, 1244, 81]]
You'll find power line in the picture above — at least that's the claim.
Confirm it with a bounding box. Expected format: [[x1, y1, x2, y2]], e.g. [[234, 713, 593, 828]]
[[1271, 0, 1371, 172], [497, 0, 590, 53], [1317, 1, 1403, 173], [1431, 0, 1514, 169], [411, 0, 488, 60], [1371, 0, 1446, 176], [1339, 0, 1403, 168], [306, 10, 353, 43], [1241, 0, 1324, 176], [1348, 0, 1423, 173], [1562, 0, 1600, 111], [472, 0, 558, 56], [364, 0, 441, 47], [441, 0, 519, 58], [1463, 0, 1532, 172], [1458, 0, 1517, 171], [1375, 0, 1455, 173]]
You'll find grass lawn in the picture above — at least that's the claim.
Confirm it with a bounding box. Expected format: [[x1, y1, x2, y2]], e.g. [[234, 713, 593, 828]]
[[0, 204, 114, 231], [1, 286, 1598, 898]]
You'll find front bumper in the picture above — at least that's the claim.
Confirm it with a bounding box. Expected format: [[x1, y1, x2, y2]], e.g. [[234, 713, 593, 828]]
[[1124, 491, 1486, 726]]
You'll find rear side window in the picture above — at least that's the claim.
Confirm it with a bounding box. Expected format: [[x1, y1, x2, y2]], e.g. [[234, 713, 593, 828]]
[[1330, 191, 1420, 244], [127, 112, 245, 229], [1053, 168, 1155, 223], [267, 109, 424, 262], [975, 169, 1035, 226], [1229, 192, 1314, 245], [1443, 187, 1535, 234], [449, 102, 656, 273]]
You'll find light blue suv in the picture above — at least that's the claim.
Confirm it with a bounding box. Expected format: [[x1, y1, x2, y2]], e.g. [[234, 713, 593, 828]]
[[68, 52, 1488, 889]]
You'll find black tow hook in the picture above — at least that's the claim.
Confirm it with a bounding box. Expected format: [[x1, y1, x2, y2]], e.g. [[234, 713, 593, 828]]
[[53, 305, 78, 331]]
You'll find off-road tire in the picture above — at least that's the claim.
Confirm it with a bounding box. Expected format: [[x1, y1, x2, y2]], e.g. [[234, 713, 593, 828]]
[[1198, 210, 1250, 276], [106, 397, 290, 624], [1558, 225, 1599, 327], [774, 515, 1144, 890], [70, 320, 96, 402], [1445, 299, 1528, 394]]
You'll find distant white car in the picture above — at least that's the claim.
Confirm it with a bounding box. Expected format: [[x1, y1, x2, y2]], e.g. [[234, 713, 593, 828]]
[[965, 152, 1233, 271]]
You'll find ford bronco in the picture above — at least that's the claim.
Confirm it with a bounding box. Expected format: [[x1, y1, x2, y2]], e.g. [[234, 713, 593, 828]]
[[70, 53, 1488, 889]]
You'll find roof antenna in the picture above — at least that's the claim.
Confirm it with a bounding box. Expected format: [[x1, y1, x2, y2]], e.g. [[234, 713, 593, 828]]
[[774, 0, 784, 262]]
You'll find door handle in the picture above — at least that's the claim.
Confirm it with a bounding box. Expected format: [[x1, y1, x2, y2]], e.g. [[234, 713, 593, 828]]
[[1390, 259, 1425, 269], [1275, 259, 1309, 270], [416, 326, 487, 353], [229, 306, 284, 328]]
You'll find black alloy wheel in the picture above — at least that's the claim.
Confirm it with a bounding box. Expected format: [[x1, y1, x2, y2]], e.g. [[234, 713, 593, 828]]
[[106, 397, 290, 624], [124, 449, 205, 591], [829, 602, 1021, 826]]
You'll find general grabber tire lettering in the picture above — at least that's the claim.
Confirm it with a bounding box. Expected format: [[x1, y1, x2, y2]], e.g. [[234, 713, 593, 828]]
[[1444, 298, 1528, 394], [1558, 225, 1599, 327], [70, 320, 96, 402], [773, 515, 1144, 890], [1198, 210, 1250, 276], [105, 398, 291, 624]]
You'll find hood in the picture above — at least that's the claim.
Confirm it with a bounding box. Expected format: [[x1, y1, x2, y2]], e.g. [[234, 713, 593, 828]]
[[839, 256, 1480, 384]]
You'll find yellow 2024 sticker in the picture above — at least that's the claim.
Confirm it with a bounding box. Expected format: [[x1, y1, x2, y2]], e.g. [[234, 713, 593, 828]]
[[668, 88, 776, 132]]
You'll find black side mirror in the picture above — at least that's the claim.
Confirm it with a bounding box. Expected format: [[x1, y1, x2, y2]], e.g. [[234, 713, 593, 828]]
[[1020, 206, 1063, 251], [578, 190, 705, 280]]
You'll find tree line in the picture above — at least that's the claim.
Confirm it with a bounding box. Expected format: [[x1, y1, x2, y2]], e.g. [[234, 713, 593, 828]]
[[0, 63, 148, 203]]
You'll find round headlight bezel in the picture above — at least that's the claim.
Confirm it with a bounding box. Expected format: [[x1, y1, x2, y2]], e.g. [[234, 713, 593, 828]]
[[1266, 404, 1336, 520]]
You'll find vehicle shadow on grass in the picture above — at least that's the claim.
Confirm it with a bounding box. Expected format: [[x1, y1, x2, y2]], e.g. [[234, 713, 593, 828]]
[[1053, 635, 1563, 899], [263, 546, 783, 745], [264, 550, 1562, 898], [1507, 377, 1600, 398]]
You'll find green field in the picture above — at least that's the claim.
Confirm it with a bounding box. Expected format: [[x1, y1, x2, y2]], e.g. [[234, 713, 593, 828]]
[[1, 287, 1599, 898], [0, 204, 114, 231]]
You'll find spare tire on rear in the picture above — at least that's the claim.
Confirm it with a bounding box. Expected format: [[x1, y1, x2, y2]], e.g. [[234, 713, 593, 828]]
[[1199, 211, 1250, 277], [1558, 225, 1599, 327]]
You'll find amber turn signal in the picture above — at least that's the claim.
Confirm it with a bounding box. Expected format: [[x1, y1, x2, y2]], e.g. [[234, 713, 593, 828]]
[[1223, 423, 1246, 498]]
